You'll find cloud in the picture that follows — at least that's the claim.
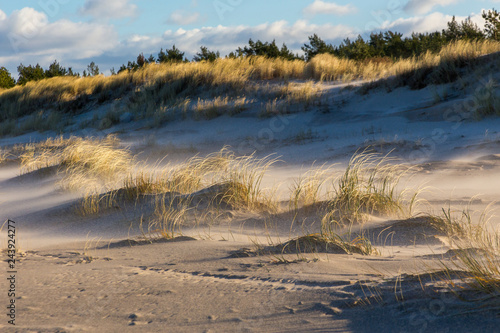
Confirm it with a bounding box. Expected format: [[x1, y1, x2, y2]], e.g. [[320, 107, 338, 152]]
[[80, 0, 137, 19], [303, 0, 357, 17], [382, 11, 483, 35], [166, 10, 202, 25], [404, 0, 460, 15], [0, 7, 117, 74], [116, 20, 358, 63]]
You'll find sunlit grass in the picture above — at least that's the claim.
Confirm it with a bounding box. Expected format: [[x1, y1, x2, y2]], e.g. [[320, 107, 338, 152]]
[[431, 205, 500, 294], [1, 40, 499, 132], [321, 151, 417, 232]]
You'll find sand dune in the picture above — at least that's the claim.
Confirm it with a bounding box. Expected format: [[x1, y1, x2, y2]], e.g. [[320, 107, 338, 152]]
[[1, 74, 500, 332]]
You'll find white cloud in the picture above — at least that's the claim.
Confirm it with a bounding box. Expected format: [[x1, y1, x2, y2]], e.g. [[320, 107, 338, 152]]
[[303, 0, 357, 17], [80, 0, 137, 19], [382, 12, 483, 35], [115, 20, 357, 62], [0, 8, 117, 74], [404, 0, 461, 15], [166, 10, 201, 25]]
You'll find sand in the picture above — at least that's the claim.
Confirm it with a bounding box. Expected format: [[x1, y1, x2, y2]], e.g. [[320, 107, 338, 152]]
[[1, 79, 500, 332]]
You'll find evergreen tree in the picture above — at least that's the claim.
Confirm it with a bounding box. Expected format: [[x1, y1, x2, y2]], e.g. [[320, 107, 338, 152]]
[[0, 67, 15, 89], [17, 63, 45, 85], [86, 61, 100, 76], [483, 9, 500, 40], [137, 53, 146, 67], [158, 45, 185, 63], [301, 34, 336, 61], [45, 60, 67, 78], [147, 54, 156, 63], [193, 46, 220, 62]]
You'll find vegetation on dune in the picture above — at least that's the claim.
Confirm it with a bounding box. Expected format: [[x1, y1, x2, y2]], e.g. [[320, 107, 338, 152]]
[[19, 135, 132, 191], [13, 136, 415, 249], [12, 137, 500, 297], [322, 152, 415, 229], [1, 39, 498, 133], [430, 206, 500, 295], [0, 11, 499, 135]]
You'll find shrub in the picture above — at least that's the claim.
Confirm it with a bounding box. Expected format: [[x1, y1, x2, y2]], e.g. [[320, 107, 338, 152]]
[[0, 67, 15, 89]]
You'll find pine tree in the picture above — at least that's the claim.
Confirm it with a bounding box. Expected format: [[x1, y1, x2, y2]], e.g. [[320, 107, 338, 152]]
[[0, 67, 15, 89], [193, 46, 220, 62], [17, 63, 45, 85], [483, 9, 500, 40]]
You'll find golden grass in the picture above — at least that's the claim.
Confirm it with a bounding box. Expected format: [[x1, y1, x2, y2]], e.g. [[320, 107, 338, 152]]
[[77, 146, 278, 223], [321, 152, 416, 231], [289, 164, 333, 212], [14, 137, 421, 253], [306, 40, 500, 84], [432, 205, 500, 294], [19, 135, 132, 191], [2, 39, 498, 128]]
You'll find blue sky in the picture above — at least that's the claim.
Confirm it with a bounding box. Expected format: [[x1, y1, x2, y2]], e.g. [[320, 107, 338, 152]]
[[0, 0, 497, 76]]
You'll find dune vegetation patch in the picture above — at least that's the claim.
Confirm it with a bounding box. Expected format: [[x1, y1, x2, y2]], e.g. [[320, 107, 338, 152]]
[[17, 135, 132, 190], [107, 150, 419, 253], [1, 39, 500, 136], [429, 206, 500, 294]]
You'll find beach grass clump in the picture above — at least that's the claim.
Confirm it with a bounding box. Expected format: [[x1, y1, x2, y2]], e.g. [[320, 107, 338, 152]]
[[274, 233, 376, 255], [79, 147, 278, 221], [473, 78, 500, 118], [321, 152, 416, 232], [432, 206, 500, 294], [19, 135, 132, 191], [138, 149, 278, 238], [148, 196, 191, 239], [250, 233, 377, 259], [216, 152, 278, 211], [289, 164, 332, 212]]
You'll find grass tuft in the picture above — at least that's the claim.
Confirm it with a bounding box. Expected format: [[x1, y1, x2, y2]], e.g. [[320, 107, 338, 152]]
[[322, 151, 416, 231], [431, 205, 500, 294]]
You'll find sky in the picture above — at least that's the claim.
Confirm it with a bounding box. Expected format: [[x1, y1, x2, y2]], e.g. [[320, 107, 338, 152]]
[[0, 0, 498, 76]]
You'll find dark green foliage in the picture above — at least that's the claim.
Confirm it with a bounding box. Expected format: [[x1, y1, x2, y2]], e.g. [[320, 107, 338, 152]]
[[0, 67, 15, 89], [193, 46, 220, 62], [157, 45, 185, 63], [83, 61, 100, 77], [302, 16, 485, 62], [67, 67, 78, 77], [17, 63, 45, 85], [137, 53, 146, 67], [483, 9, 500, 40], [235, 39, 302, 60], [302, 34, 336, 61], [118, 53, 157, 74], [444, 16, 484, 41], [45, 60, 68, 78]]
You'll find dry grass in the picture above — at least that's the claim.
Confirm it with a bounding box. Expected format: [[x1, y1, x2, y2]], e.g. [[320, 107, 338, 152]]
[[431, 205, 500, 294], [16, 139, 420, 253], [77, 147, 279, 231], [289, 164, 333, 212], [19, 135, 132, 191], [2, 40, 498, 132], [321, 151, 417, 232], [263, 233, 377, 257], [306, 40, 500, 87], [473, 78, 500, 118]]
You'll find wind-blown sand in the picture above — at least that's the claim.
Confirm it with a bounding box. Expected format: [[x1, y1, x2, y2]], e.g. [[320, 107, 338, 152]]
[[1, 79, 500, 332]]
